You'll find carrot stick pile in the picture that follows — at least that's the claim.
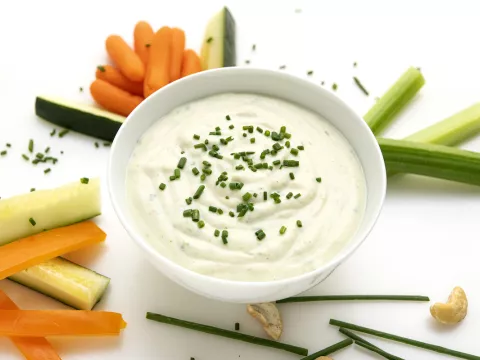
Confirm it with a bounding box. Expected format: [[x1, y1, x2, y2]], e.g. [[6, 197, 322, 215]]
[[91, 21, 203, 117]]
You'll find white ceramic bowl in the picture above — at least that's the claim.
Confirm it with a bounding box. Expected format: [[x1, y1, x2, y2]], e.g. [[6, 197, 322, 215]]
[[108, 67, 386, 303]]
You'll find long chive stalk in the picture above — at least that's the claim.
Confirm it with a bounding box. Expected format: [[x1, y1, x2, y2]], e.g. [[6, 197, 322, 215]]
[[146, 313, 308, 356], [355, 341, 405, 360], [364, 67, 425, 135], [276, 294, 429, 303], [340, 329, 403, 360], [378, 138, 480, 186], [299, 339, 353, 360], [330, 319, 480, 360]]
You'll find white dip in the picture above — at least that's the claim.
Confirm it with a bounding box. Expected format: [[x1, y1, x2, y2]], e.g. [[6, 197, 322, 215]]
[[126, 93, 366, 281]]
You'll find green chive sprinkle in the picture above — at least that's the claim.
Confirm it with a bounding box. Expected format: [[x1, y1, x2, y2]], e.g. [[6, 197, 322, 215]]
[[250, 138, 255, 144], [29, 218, 36, 226], [254, 163, 263, 169], [0, 150, 6, 156], [193, 185, 205, 199], [284, 133, 292, 139], [174, 169, 181, 179], [192, 167, 200, 176], [264, 130, 271, 137], [307, 70, 314, 76], [200, 173, 207, 181], [44, 168, 51, 174], [97, 65, 106, 72], [36, 153, 44, 159], [353, 76, 369, 96], [197, 220, 205, 228], [30, 188, 35, 192], [44, 146, 50, 153], [193, 134, 200, 140], [290, 148, 299, 156], [183, 209, 193, 217], [192, 210, 200, 222], [286, 192, 293, 199], [202, 161, 211, 167], [229, 211, 235, 217], [214, 229, 220, 237], [178, 157, 187, 169], [58, 129, 69, 138], [235, 165, 244, 171], [220, 182, 227, 188], [22, 154, 29, 161], [216, 208, 223, 215], [256, 230, 266, 241], [225, 196, 230, 199], [242, 133, 247, 137], [94, 142, 99, 148], [80, 177, 89, 184], [50, 129, 56, 137], [298, 145, 305, 150], [226, 115, 231, 120], [285, 141, 291, 148], [209, 206, 217, 213], [283, 160, 299, 167], [209, 131, 221, 136], [169, 175, 176, 181], [280, 126, 286, 133], [332, 83, 338, 91], [316, 177, 322, 183], [194, 143, 207, 151], [158, 183, 166, 190], [32, 159, 40, 165], [203, 168, 212, 175], [103, 142, 111, 147], [272, 160, 281, 166], [229, 125, 234, 130], [289, 172, 295, 180], [280, 226, 287, 235], [256, 127, 263, 133], [185, 197, 193, 205], [294, 193, 301, 199], [297, 220, 303, 227], [242, 192, 252, 202], [271, 132, 280, 141], [235, 322, 240, 331], [204, 139, 209, 145], [206, 37, 213, 43], [28, 139, 34, 153], [264, 191, 267, 200]]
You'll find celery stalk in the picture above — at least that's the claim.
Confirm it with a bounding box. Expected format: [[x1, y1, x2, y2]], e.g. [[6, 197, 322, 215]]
[[378, 138, 480, 186], [365, 67, 425, 135]]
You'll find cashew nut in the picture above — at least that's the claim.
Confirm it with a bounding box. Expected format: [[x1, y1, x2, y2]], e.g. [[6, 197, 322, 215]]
[[247, 302, 283, 340], [430, 286, 468, 325]]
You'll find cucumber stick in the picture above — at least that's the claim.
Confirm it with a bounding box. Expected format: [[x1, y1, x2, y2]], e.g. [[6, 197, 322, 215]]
[[378, 138, 480, 186], [365, 67, 425, 135], [9, 257, 110, 310], [0, 178, 101, 246], [201, 7, 236, 69]]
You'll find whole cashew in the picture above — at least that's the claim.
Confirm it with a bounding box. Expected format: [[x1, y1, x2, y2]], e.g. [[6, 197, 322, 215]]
[[430, 286, 468, 325], [247, 302, 283, 340]]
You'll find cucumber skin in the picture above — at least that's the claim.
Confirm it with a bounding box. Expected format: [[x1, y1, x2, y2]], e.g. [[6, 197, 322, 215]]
[[223, 7, 236, 67], [35, 97, 123, 141]]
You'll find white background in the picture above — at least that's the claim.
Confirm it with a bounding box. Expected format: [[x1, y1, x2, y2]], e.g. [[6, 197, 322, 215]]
[[1, 0, 480, 359]]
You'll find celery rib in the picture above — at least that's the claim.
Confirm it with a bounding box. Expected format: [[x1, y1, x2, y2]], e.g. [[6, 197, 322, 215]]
[[365, 67, 425, 135]]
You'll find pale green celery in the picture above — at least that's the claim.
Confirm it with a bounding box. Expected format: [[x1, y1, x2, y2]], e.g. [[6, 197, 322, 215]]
[[365, 67, 425, 135]]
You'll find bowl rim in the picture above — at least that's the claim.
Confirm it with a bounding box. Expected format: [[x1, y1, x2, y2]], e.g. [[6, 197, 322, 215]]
[[108, 67, 387, 291]]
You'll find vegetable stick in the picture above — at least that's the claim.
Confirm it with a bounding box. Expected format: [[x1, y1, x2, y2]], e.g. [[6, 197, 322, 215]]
[[0, 221, 106, 280], [0, 310, 126, 337], [144, 27, 172, 98], [169, 27, 186, 81], [90, 79, 143, 117], [181, 49, 202, 78], [134, 21, 154, 66], [96, 65, 143, 96], [0, 291, 61, 360], [105, 35, 145, 82]]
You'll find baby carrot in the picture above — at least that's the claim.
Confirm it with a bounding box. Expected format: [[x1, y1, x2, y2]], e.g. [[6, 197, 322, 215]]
[[90, 79, 143, 117], [106, 35, 145, 82], [96, 65, 144, 96], [134, 21, 154, 66], [170, 27, 186, 81], [181, 49, 202, 78], [144, 26, 172, 98]]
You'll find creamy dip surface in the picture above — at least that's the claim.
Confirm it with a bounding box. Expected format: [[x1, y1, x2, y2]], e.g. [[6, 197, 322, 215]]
[[126, 93, 367, 281]]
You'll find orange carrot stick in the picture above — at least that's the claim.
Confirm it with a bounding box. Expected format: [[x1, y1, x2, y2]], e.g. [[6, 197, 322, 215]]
[[0, 310, 126, 337], [144, 26, 172, 98], [0, 291, 61, 360], [181, 49, 202, 78], [169, 27, 186, 82], [96, 65, 144, 96], [134, 21, 154, 66], [0, 221, 106, 280], [106, 35, 145, 82], [90, 79, 143, 117]]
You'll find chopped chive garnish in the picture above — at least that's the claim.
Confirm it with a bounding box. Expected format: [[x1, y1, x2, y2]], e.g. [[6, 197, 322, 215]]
[[274, 198, 281, 204], [50, 129, 56, 137], [217, 208, 224, 215], [283, 160, 299, 167], [28, 139, 34, 153], [289, 173, 295, 180], [220, 182, 227, 188], [58, 129, 69, 138], [29, 218, 36, 226], [298, 145, 305, 150], [192, 167, 200, 176], [229, 125, 234, 130], [286, 192, 293, 199], [212, 145, 220, 152], [204, 139, 209, 145], [271, 132, 280, 141], [203, 161, 211, 167], [250, 138, 255, 144], [353, 76, 369, 96], [280, 126, 286, 133], [30, 188, 35, 192], [193, 134, 200, 140], [193, 185, 205, 199], [206, 37, 213, 43], [159, 183, 166, 190], [235, 165, 244, 171], [44, 168, 51, 174], [243, 133, 247, 137], [285, 141, 291, 148], [35, 153, 44, 159], [256, 127, 263, 133], [97, 65, 106, 72], [178, 157, 187, 169], [197, 220, 205, 228], [222, 237, 228, 244], [94, 142, 99, 148], [103, 142, 111, 147], [249, 166, 257, 172], [272, 160, 281, 166], [280, 226, 287, 235], [169, 175, 176, 181], [174, 169, 181, 179], [290, 148, 299, 156], [226, 115, 231, 120], [294, 193, 301, 199], [202, 168, 212, 175], [22, 154, 29, 161], [209, 131, 221, 136], [254, 163, 263, 169], [32, 159, 40, 165], [272, 143, 282, 151], [264, 130, 271, 137], [215, 126, 221, 131], [194, 143, 207, 151], [0, 150, 6, 156], [316, 177, 322, 183], [45, 147, 50, 153], [214, 229, 220, 237], [229, 211, 235, 217], [296, 220, 302, 227], [307, 70, 314, 76], [262, 163, 268, 169], [200, 174, 206, 182], [235, 322, 240, 331], [209, 206, 217, 213], [191, 210, 200, 222], [225, 196, 229, 199], [185, 197, 193, 205], [183, 209, 193, 217], [256, 229, 266, 240], [80, 177, 89, 184], [284, 133, 292, 139], [332, 83, 338, 91], [242, 192, 252, 202], [263, 191, 267, 200]]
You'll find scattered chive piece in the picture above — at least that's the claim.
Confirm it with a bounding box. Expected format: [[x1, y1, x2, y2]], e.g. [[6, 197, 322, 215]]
[[222, 237, 228, 244], [280, 126, 286, 133], [253, 193, 258, 198], [203, 160, 211, 167], [245, 60, 250, 64], [178, 157, 187, 169], [354, 340, 402, 360], [32, 159, 40, 165], [206, 37, 213, 43], [0, 150, 6, 156], [183, 209, 193, 217], [252, 44, 256, 51], [250, 138, 255, 144], [58, 129, 69, 138], [353, 62, 357, 67], [298, 145, 304, 150], [285, 141, 291, 148], [200, 174, 206, 181], [290, 148, 299, 156], [273, 160, 281, 166], [202, 168, 212, 175], [95, 142, 99, 148], [50, 129, 56, 137], [191, 210, 200, 222], [197, 220, 205, 228], [242, 133, 247, 137], [332, 83, 338, 91], [229, 124, 234, 129], [36, 153, 44, 159], [263, 191, 267, 200], [103, 142, 111, 147], [296, 220, 303, 228], [256, 127, 263, 133], [289, 173, 295, 180], [271, 132, 280, 141], [316, 177, 322, 183], [283, 160, 299, 167], [169, 175, 176, 181], [204, 139, 209, 145], [299, 339, 353, 360], [174, 169, 181, 179], [235, 165, 244, 171], [97, 65, 106, 72], [22, 154, 29, 161], [192, 167, 200, 176], [159, 183, 166, 190], [226, 115, 231, 120], [209, 206, 217, 213], [28, 139, 34, 153], [256, 229, 266, 241], [44, 168, 51, 174], [242, 192, 252, 202], [214, 229, 220, 237], [229, 211, 235, 217], [217, 208, 224, 215], [254, 163, 263, 169], [272, 143, 282, 151], [353, 76, 369, 96], [307, 70, 314, 76], [329, 319, 476, 360], [280, 226, 287, 235], [194, 143, 207, 151], [193, 185, 205, 199], [45, 147, 50, 153], [235, 322, 240, 331], [193, 134, 200, 140], [80, 177, 89, 184], [29, 218, 36, 226], [225, 196, 230, 199], [278, 295, 430, 303], [185, 197, 193, 205], [220, 182, 227, 188], [30, 188, 35, 192], [6, 143, 11, 148], [284, 133, 292, 139], [264, 130, 271, 137], [294, 193, 301, 199]]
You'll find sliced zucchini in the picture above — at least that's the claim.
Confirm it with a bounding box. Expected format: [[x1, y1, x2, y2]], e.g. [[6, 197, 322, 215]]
[[35, 96, 125, 141], [200, 6, 236, 69], [9, 257, 110, 310], [0, 178, 101, 246]]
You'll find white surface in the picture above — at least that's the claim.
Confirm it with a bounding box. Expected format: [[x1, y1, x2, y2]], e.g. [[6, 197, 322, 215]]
[[0, 0, 479, 359], [109, 67, 386, 302]]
